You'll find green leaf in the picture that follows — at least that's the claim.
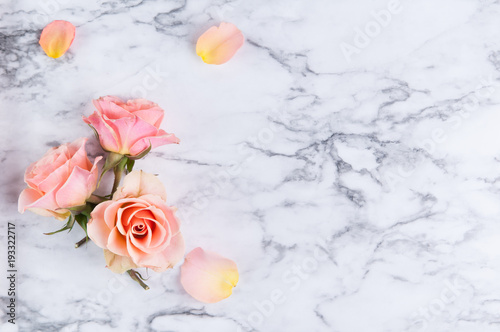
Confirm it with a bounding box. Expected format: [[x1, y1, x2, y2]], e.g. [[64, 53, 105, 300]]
[[75, 214, 88, 236], [44, 214, 76, 235], [126, 158, 135, 173], [98, 152, 125, 187]]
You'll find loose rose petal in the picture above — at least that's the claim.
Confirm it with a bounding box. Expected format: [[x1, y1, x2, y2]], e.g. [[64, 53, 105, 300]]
[[39, 20, 76, 58], [180, 247, 239, 303], [196, 22, 244, 65]]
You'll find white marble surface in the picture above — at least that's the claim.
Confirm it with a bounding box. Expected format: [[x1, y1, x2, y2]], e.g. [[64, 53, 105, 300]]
[[2, 0, 500, 331]]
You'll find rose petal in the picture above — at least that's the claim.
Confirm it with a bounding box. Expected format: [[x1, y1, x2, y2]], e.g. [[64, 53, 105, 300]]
[[87, 201, 115, 248], [105, 116, 158, 154], [20, 186, 61, 212], [107, 227, 129, 257], [133, 232, 185, 272], [18, 187, 43, 213], [128, 130, 180, 157], [55, 156, 101, 208], [140, 195, 181, 235], [113, 170, 167, 201], [39, 20, 76, 58], [104, 249, 138, 274], [28, 207, 70, 221], [131, 107, 164, 128], [180, 247, 239, 303], [83, 112, 121, 153], [196, 22, 244, 65]]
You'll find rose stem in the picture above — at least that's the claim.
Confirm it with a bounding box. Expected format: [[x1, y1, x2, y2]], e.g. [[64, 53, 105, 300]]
[[75, 236, 90, 248], [127, 270, 150, 290], [111, 157, 128, 195]]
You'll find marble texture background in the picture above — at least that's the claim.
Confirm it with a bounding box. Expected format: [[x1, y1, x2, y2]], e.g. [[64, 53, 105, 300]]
[[2, 0, 500, 331]]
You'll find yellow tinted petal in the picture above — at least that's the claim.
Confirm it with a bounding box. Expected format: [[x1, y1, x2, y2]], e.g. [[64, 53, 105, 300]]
[[196, 22, 244, 65], [180, 247, 239, 303], [39, 20, 75, 58]]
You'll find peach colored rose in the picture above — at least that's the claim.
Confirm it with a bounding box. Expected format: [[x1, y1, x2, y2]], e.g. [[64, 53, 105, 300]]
[[18, 138, 102, 220], [83, 96, 179, 157], [87, 170, 184, 273]]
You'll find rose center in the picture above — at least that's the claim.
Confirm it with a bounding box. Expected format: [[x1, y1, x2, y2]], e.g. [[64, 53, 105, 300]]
[[131, 222, 147, 237]]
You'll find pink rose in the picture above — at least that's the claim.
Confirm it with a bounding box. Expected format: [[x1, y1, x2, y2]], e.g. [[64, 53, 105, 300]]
[[83, 96, 180, 157], [87, 170, 184, 273], [18, 138, 102, 220]]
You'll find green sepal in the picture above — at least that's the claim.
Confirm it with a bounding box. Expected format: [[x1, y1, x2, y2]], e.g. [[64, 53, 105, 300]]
[[68, 204, 87, 212], [126, 158, 135, 173], [98, 152, 125, 187], [44, 214, 76, 235], [87, 124, 100, 141], [75, 213, 88, 236], [127, 143, 152, 161]]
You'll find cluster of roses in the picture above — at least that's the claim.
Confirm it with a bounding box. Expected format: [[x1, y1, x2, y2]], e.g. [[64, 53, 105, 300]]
[[18, 96, 238, 303]]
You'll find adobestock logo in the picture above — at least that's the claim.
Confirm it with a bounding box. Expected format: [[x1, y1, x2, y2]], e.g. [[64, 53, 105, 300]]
[[410, 277, 468, 331], [340, 0, 403, 63]]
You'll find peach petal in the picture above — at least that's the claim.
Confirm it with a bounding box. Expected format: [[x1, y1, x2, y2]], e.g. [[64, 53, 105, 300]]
[[180, 247, 238, 303], [116, 203, 146, 235], [196, 22, 244, 65], [104, 249, 138, 274], [39, 20, 75, 58], [113, 170, 167, 201], [140, 195, 180, 235], [66, 137, 92, 170], [138, 232, 185, 272], [21, 186, 60, 212], [55, 156, 101, 208], [87, 201, 115, 248], [131, 218, 168, 254], [107, 227, 129, 257], [37, 160, 70, 193], [18, 187, 43, 213]]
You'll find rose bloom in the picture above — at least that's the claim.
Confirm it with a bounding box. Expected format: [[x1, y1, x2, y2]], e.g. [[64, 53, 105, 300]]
[[83, 96, 179, 157], [87, 170, 184, 273], [18, 138, 101, 220]]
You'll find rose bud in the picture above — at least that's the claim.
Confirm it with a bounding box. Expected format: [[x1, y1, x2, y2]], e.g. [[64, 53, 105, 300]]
[[83, 96, 179, 157]]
